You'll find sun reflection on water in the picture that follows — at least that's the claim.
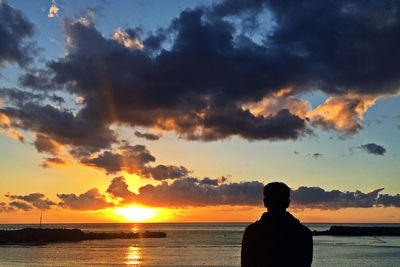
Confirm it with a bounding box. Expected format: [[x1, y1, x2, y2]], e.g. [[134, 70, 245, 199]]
[[125, 246, 142, 265], [131, 225, 139, 233]]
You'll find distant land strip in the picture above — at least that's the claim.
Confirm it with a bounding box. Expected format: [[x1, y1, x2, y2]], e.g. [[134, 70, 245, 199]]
[[312, 226, 400, 236], [0, 228, 166, 245]]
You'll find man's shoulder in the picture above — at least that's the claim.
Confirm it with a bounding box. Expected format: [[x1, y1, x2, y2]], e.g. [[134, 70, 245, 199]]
[[244, 220, 261, 232], [243, 220, 265, 236], [297, 223, 312, 236]]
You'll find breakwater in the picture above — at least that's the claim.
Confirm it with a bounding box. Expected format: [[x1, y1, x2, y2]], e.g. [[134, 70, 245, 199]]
[[0, 228, 166, 245], [313, 226, 400, 236]]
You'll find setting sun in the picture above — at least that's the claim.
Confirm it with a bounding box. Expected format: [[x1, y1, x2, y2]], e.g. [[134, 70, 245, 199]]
[[113, 206, 157, 222]]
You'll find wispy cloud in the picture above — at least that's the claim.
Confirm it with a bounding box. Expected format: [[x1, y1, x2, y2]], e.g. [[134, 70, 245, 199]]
[[48, 0, 59, 18], [134, 131, 161, 141]]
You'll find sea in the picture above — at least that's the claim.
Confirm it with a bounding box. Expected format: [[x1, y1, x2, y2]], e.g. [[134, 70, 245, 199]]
[[0, 223, 400, 266]]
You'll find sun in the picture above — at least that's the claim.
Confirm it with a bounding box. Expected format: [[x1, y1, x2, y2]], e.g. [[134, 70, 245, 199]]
[[113, 206, 157, 222]]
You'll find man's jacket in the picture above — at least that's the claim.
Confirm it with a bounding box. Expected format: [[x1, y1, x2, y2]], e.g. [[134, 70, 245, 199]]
[[241, 211, 313, 267]]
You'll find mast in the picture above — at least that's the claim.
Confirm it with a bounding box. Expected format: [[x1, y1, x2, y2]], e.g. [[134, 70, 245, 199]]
[[40, 212, 42, 229]]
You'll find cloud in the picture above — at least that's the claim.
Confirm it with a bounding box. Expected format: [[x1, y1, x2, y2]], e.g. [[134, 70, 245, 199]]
[[80, 143, 189, 180], [9, 201, 33, 211], [199, 176, 227, 186], [291, 187, 385, 210], [113, 28, 143, 50], [0, 103, 118, 156], [34, 133, 61, 154], [107, 177, 264, 207], [80, 144, 155, 174], [105, 176, 400, 210], [306, 153, 323, 159], [6, 193, 56, 210], [57, 188, 114, 210], [1, 0, 400, 166], [0, 114, 25, 142], [145, 165, 189, 180], [79, 143, 155, 174], [356, 143, 386, 156], [106, 176, 136, 203], [211, 0, 400, 95], [134, 131, 161, 141], [40, 157, 67, 168], [2, 179, 400, 212], [48, 0, 59, 18], [0, 2, 35, 68], [243, 91, 311, 119], [307, 94, 383, 134], [15, 10, 308, 145], [0, 202, 14, 213], [0, 88, 64, 106], [376, 194, 400, 207]]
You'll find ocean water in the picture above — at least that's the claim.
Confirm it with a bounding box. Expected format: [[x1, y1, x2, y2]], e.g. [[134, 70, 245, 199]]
[[0, 223, 400, 266]]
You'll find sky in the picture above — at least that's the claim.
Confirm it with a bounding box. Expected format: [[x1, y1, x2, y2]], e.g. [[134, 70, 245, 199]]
[[0, 0, 400, 223]]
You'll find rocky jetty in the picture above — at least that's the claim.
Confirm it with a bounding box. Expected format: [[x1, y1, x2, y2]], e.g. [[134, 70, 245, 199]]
[[313, 226, 400, 236], [0, 228, 167, 245]]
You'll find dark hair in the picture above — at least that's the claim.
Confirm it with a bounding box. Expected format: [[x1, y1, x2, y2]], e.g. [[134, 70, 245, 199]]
[[263, 182, 290, 209]]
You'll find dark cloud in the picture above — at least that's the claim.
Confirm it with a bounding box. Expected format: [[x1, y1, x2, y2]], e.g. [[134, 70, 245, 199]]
[[57, 188, 114, 210], [107, 177, 264, 207], [144, 165, 189, 180], [0, 88, 64, 106], [142, 31, 166, 51], [307, 153, 323, 159], [80, 144, 155, 174], [106, 176, 136, 203], [134, 130, 161, 140], [15, 9, 308, 146], [40, 157, 66, 168], [0, 2, 35, 68], [213, 0, 400, 95], [0, 202, 14, 213], [0, 103, 118, 155], [106, 176, 400, 210], [211, 0, 266, 16], [291, 187, 384, 210], [6, 193, 56, 210], [376, 194, 400, 207], [199, 176, 227, 186], [9, 201, 32, 211], [33, 133, 60, 154], [1, 0, 400, 165], [81, 143, 189, 180], [2, 179, 399, 212], [356, 143, 386, 156]]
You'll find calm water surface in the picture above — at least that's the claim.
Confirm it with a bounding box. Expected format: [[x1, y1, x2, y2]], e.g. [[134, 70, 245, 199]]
[[0, 223, 400, 266]]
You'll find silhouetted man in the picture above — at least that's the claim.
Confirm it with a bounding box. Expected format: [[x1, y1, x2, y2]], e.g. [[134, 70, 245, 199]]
[[241, 182, 313, 267]]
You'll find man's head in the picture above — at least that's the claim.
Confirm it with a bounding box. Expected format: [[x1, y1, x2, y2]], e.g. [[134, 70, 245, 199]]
[[263, 182, 291, 211]]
